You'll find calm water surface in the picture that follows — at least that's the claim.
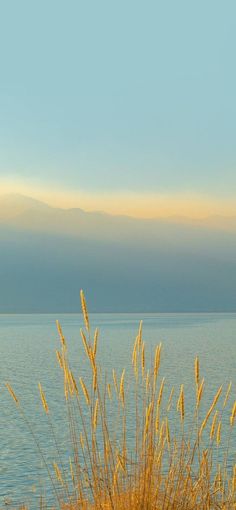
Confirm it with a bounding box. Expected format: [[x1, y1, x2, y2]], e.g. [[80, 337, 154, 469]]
[[0, 313, 235, 507]]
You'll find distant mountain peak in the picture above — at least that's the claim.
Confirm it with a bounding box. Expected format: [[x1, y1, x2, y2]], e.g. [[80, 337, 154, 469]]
[[0, 193, 51, 209], [0, 193, 53, 224]]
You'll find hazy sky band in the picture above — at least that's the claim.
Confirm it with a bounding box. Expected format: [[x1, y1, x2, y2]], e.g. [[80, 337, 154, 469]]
[[1, 180, 236, 219], [0, 1, 235, 208]]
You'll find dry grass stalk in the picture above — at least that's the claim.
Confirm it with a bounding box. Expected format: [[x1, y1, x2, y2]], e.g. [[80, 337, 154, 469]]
[[113, 369, 118, 394], [107, 383, 112, 400], [199, 385, 223, 436], [167, 387, 174, 412], [144, 402, 153, 441], [179, 384, 184, 422]]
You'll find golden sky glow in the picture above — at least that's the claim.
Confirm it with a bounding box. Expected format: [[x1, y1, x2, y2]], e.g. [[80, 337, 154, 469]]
[[0, 178, 236, 219]]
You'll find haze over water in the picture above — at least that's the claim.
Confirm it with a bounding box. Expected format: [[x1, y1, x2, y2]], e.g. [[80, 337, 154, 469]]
[[1, 312, 235, 507]]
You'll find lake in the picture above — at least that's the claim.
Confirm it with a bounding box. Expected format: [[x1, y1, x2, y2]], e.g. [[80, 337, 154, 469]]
[[0, 312, 236, 507]]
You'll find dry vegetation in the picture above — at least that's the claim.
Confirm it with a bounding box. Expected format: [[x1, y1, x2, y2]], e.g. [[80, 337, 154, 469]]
[[6, 291, 236, 509]]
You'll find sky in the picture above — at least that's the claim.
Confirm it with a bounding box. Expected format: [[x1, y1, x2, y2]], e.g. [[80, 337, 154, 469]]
[[0, 0, 236, 218]]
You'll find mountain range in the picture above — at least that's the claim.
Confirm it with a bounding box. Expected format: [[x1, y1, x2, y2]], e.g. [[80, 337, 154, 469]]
[[0, 193, 235, 313]]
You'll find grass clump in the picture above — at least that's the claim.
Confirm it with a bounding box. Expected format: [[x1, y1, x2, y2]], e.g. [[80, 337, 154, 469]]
[[6, 291, 236, 509]]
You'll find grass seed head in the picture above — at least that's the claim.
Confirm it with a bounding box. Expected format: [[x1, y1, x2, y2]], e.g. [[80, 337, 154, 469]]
[[216, 421, 221, 446], [157, 377, 165, 407], [93, 399, 99, 430], [5, 383, 19, 405], [80, 290, 90, 333], [119, 369, 125, 406], [167, 387, 174, 412], [196, 377, 205, 408], [195, 356, 199, 386], [210, 410, 218, 440], [38, 383, 49, 414], [137, 320, 143, 350], [79, 377, 90, 405], [154, 343, 162, 380], [141, 342, 145, 377], [56, 320, 67, 349], [93, 328, 99, 358], [223, 381, 232, 409], [230, 401, 236, 427], [53, 462, 63, 484]]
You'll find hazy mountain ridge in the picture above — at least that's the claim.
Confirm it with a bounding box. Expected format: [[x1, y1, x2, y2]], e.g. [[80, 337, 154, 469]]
[[1, 193, 236, 240], [0, 194, 235, 312]]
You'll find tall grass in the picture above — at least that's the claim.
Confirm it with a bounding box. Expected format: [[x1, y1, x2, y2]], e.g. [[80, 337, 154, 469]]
[[6, 291, 236, 509]]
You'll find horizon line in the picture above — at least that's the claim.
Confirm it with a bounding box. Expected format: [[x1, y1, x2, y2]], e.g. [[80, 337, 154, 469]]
[[0, 310, 236, 315]]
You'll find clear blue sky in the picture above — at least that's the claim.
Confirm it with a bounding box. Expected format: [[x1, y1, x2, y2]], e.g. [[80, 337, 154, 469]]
[[0, 0, 235, 199]]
